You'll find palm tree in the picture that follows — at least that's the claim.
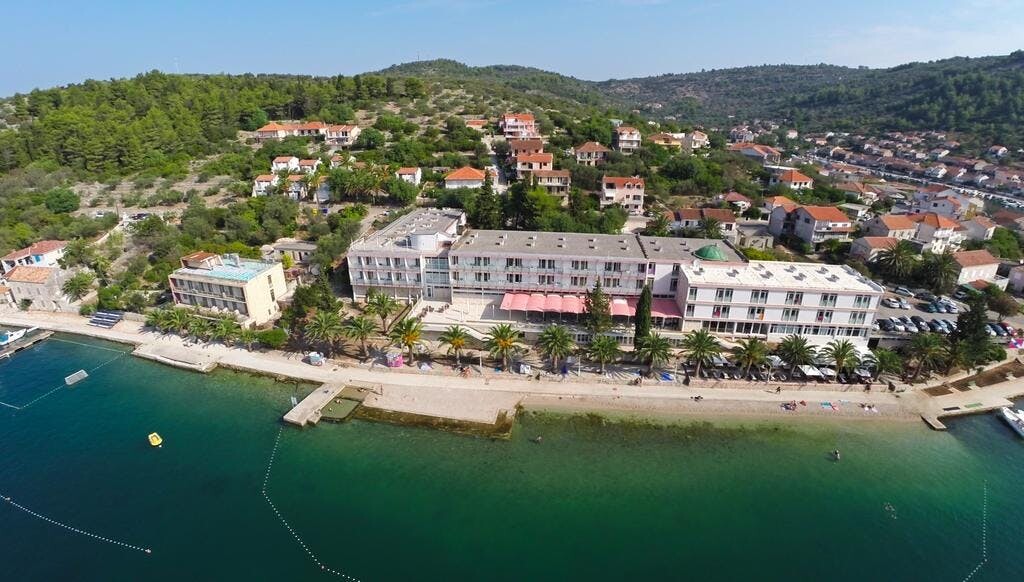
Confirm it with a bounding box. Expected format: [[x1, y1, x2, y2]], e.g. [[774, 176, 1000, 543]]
[[679, 328, 722, 378], [821, 339, 860, 377], [536, 325, 576, 372], [210, 317, 241, 345], [635, 332, 673, 376], [145, 309, 172, 333], [942, 340, 970, 375], [586, 335, 621, 374], [343, 315, 377, 359], [439, 325, 472, 365], [304, 310, 344, 355], [925, 251, 959, 295], [61, 271, 95, 301], [644, 213, 671, 237], [237, 328, 259, 351], [365, 291, 400, 333], [187, 317, 211, 342], [168, 308, 193, 335], [485, 324, 522, 371], [776, 334, 816, 370], [876, 239, 917, 281], [733, 337, 768, 378], [906, 332, 947, 380], [867, 347, 902, 380], [389, 317, 424, 364], [697, 217, 723, 239]]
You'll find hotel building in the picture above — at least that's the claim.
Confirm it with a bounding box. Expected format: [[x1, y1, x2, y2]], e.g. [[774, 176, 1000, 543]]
[[169, 252, 287, 326]]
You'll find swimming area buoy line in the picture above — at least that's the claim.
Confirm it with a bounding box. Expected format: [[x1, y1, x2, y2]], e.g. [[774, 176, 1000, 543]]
[[961, 481, 989, 582], [262, 426, 361, 580], [1, 494, 152, 554], [0, 349, 125, 411]]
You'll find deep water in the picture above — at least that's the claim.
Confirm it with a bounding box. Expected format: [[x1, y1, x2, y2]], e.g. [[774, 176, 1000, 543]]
[[0, 335, 1021, 581]]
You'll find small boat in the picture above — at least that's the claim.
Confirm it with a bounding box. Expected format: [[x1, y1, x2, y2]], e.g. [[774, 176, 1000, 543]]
[[148, 432, 163, 447], [0, 328, 28, 347], [998, 408, 1024, 438]]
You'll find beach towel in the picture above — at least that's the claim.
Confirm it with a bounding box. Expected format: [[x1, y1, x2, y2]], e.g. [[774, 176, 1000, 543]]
[[820, 401, 832, 409]]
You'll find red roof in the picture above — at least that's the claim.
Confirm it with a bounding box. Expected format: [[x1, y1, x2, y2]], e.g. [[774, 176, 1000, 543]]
[[396, 167, 419, 175], [3, 265, 54, 284], [533, 170, 571, 178], [503, 113, 534, 122], [800, 206, 850, 222], [615, 126, 639, 133], [509, 139, 544, 151], [181, 251, 217, 262], [516, 153, 552, 164], [298, 159, 319, 166], [724, 192, 751, 203], [953, 249, 999, 268], [858, 236, 898, 249], [2, 240, 67, 262], [327, 124, 357, 131], [445, 167, 486, 181], [603, 176, 644, 188], [778, 169, 813, 183], [254, 174, 276, 182], [876, 214, 917, 230], [465, 119, 487, 127], [763, 196, 794, 206], [908, 212, 960, 229], [575, 141, 611, 153]]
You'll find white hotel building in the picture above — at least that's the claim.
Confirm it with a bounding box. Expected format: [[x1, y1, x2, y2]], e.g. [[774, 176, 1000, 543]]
[[346, 209, 882, 345]]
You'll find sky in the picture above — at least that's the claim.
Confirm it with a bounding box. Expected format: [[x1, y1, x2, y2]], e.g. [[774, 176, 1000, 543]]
[[3, 0, 1022, 96]]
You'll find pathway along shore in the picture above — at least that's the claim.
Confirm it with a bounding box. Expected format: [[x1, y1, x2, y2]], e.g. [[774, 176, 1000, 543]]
[[0, 311, 1014, 429]]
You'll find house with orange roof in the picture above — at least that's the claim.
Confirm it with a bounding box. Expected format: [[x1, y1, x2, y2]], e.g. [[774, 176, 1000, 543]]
[[686, 130, 710, 150], [907, 212, 964, 253], [515, 153, 553, 179], [953, 250, 1003, 287], [444, 166, 487, 189], [769, 169, 814, 191], [612, 126, 642, 154], [533, 170, 572, 197], [760, 195, 795, 216], [862, 214, 917, 240], [717, 191, 752, 212], [271, 156, 299, 173], [509, 138, 544, 158], [573, 142, 611, 166], [325, 125, 361, 147], [3, 265, 73, 311], [465, 119, 487, 131], [256, 121, 329, 141], [499, 113, 538, 139], [297, 158, 322, 174], [910, 187, 982, 219], [850, 237, 898, 263], [251, 174, 280, 197], [729, 142, 781, 165], [768, 205, 853, 249], [1, 240, 68, 274], [601, 176, 645, 215], [395, 167, 422, 186], [835, 181, 880, 204]]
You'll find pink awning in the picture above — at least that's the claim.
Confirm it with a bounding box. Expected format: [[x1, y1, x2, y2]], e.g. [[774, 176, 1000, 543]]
[[651, 298, 683, 319], [543, 294, 563, 313], [610, 298, 632, 317], [511, 293, 530, 311], [499, 293, 516, 310], [527, 293, 547, 312], [561, 295, 583, 314]]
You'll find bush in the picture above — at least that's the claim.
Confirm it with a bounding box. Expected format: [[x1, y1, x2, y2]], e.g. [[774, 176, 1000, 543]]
[[79, 303, 97, 316], [18, 298, 32, 311], [44, 188, 81, 213], [256, 328, 288, 349]]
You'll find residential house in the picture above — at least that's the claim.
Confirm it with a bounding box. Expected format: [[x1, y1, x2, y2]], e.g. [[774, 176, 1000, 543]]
[[924, 165, 948, 179], [907, 212, 963, 254], [297, 159, 322, 174], [612, 126, 642, 154], [251, 174, 280, 197], [729, 142, 782, 165], [720, 191, 752, 212], [1, 240, 67, 274], [850, 237, 897, 263], [2, 265, 73, 311], [533, 170, 571, 197], [988, 145, 1009, 158], [960, 216, 997, 241], [769, 205, 854, 249], [499, 113, 538, 139], [509, 138, 544, 158], [839, 203, 870, 221], [465, 119, 488, 132], [862, 214, 917, 240], [770, 169, 814, 191], [836, 182, 879, 204], [515, 153, 553, 179], [601, 176, 645, 215], [666, 208, 737, 242], [396, 167, 422, 186], [953, 249, 1004, 288], [444, 166, 487, 189], [574, 142, 611, 166], [729, 128, 755, 142], [256, 121, 327, 141], [325, 125, 361, 147], [686, 131, 710, 150], [648, 133, 682, 149], [912, 188, 982, 219], [169, 252, 288, 327], [271, 156, 300, 173], [761, 195, 795, 215]]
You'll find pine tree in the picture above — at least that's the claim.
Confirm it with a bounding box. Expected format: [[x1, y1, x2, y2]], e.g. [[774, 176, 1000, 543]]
[[472, 174, 500, 229], [584, 280, 612, 336]]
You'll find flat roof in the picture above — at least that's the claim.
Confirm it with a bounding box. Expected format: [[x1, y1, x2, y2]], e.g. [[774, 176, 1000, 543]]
[[683, 261, 884, 293], [174, 258, 277, 282], [349, 208, 464, 252], [451, 230, 743, 263]]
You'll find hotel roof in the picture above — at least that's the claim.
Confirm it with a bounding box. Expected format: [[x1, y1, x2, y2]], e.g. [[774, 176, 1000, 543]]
[[683, 261, 883, 293], [350, 208, 464, 253], [174, 257, 278, 282], [451, 230, 742, 263]]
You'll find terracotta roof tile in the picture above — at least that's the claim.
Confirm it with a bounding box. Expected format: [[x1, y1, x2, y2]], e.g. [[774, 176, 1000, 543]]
[[800, 206, 850, 222], [575, 141, 611, 153], [445, 167, 486, 181], [877, 214, 917, 230], [858, 236, 898, 249], [953, 249, 999, 268], [603, 176, 644, 188], [1, 240, 67, 262], [4, 265, 55, 284]]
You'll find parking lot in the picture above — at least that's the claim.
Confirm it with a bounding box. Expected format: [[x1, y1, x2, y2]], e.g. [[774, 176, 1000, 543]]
[[874, 286, 1018, 339]]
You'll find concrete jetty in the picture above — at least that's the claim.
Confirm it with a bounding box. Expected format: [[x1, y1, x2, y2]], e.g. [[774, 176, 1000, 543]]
[[921, 379, 1024, 430], [133, 343, 218, 373], [283, 384, 345, 427], [0, 329, 53, 359]]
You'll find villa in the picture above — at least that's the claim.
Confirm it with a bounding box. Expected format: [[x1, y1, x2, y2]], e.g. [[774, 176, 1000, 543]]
[[600, 176, 645, 215], [1, 240, 67, 274], [168, 252, 288, 326]]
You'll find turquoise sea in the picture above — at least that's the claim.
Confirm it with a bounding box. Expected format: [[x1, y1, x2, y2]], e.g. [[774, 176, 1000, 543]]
[[0, 335, 1021, 581]]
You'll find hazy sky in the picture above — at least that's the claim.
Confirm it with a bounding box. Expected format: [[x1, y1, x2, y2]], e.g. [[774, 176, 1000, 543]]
[[3, 0, 1022, 95]]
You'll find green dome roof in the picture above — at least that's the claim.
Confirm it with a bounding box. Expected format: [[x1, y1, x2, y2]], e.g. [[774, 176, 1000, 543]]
[[694, 244, 728, 261]]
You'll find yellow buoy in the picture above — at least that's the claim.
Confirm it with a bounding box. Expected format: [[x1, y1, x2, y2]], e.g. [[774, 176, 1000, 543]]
[[148, 432, 163, 447]]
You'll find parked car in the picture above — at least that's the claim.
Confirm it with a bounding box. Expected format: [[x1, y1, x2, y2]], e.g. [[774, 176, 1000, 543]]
[[900, 316, 919, 333], [888, 317, 906, 332], [882, 297, 900, 308], [878, 319, 895, 332], [999, 322, 1015, 335], [915, 291, 937, 302], [910, 316, 929, 332], [989, 323, 1008, 337], [894, 286, 914, 297], [953, 289, 972, 300], [928, 320, 945, 333], [897, 298, 911, 310], [924, 303, 938, 313], [942, 319, 958, 332]]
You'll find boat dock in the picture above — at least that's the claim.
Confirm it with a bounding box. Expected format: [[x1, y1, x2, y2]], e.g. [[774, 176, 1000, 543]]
[[283, 384, 346, 427], [0, 330, 53, 359], [921, 379, 1024, 430]]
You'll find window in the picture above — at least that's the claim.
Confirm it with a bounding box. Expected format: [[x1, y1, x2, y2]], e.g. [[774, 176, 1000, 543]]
[[712, 305, 730, 319], [603, 277, 621, 288], [816, 310, 833, 323], [538, 259, 555, 270], [473, 257, 490, 267], [785, 292, 803, 305], [819, 293, 837, 307], [538, 274, 555, 285], [747, 307, 765, 320], [507, 273, 522, 283], [636, 280, 645, 290], [715, 288, 733, 302], [685, 304, 695, 317], [638, 263, 647, 274], [475, 272, 490, 282], [604, 262, 622, 272], [506, 258, 522, 268], [571, 276, 587, 287], [849, 312, 867, 325], [853, 294, 871, 308], [688, 287, 698, 300], [751, 290, 769, 304], [669, 279, 679, 292], [450, 256, 459, 265], [571, 260, 589, 270], [782, 308, 799, 322]]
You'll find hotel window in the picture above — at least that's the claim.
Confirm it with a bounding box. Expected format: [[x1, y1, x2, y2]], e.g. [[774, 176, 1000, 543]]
[[688, 287, 698, 300], [751, 290, 769, 304], [538, 259, 555, 270], [571, 260, 589, 270], [571, 276, 587, 287], [714, 288, 733, 302], [672, 264, 681, 275], [506, 258, 523, 268], [393, 258, 404, 268], [747, 307, 765, 320], [383, 257, 392, 266], [782, 308, 799, 322], [604, 262, 622, 272], [636, 281, 645, 290], [538, 274, 555, 285], [450, 256, 459, 265], [507, 273, 522, 283], [816, 310, 833, 323], [819, 293, 838, 307], [473, 257, 490, 267], [603, 277, 621, 288], [685, 304, 695, 317], [638, 263, 647, 274], [849, 312, 867, 325], [670, 279, 679, 292], [475, 272, 490, 282], [853, 294, 871, 308], [785, 292, 803, 305], [712, 305, 730, 319]]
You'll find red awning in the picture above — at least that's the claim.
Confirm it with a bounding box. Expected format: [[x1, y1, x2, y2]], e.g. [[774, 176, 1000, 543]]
[[511, 293, 530, 311], [499, 293, 516, 310], [651, 298, 683, 319], [527, 293, 547, 312], [562, 295, 583, 314], [543, 295, 563, 313], [610, 298, 632, 317]]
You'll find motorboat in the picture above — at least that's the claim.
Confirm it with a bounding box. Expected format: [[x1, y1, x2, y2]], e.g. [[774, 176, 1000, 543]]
[[148, 432, 163, 447], [0, 328, 28, 347], [998, 407, 1024, 438]]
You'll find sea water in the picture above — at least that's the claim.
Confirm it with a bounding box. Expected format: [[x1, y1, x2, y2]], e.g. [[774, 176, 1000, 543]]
[[0, 335, 1021, 581]]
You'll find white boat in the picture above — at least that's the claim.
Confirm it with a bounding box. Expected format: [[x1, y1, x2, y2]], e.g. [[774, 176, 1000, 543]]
[[0, 328, 28, 347], [998, 407, 1024, 438]]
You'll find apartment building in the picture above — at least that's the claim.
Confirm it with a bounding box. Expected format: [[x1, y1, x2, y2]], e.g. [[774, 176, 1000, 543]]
[[509, 139, 544, 158], [346, 208, 466, 301], [499, 113, 538, 139], [168, 252, 287, 326], [256, 121, 328, 141], [953, 250, 1003, 287], [1, 240, 67, 274], [325, 125, 361, 147], [601, 176, 645, 215], [908, 212, 963, 253], [515, 153, 553, 179], [574, 142, 611, 166], [680, 262, 882, 345], [612, 126, 642, 154], [272, 156, 300, 173], [768, 205, 854, 249], [533, 170, 571, 197]]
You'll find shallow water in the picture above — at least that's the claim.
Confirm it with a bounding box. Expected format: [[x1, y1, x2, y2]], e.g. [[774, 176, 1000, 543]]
[[0, 335, 1020, 581]]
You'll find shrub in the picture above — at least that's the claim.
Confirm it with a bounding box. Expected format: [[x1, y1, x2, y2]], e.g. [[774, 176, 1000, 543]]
[[256, 328, 288, 349]]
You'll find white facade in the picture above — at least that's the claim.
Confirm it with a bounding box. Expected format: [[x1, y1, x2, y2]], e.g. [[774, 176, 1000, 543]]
[[613, 127, 642, 154], [325, 125, 361, 147], [601, 177, 645, 215]]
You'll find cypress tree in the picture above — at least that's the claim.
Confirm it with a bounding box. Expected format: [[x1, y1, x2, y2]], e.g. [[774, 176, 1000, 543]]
[[584, 280, 612, 336], [635, 283, 652, 342]]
